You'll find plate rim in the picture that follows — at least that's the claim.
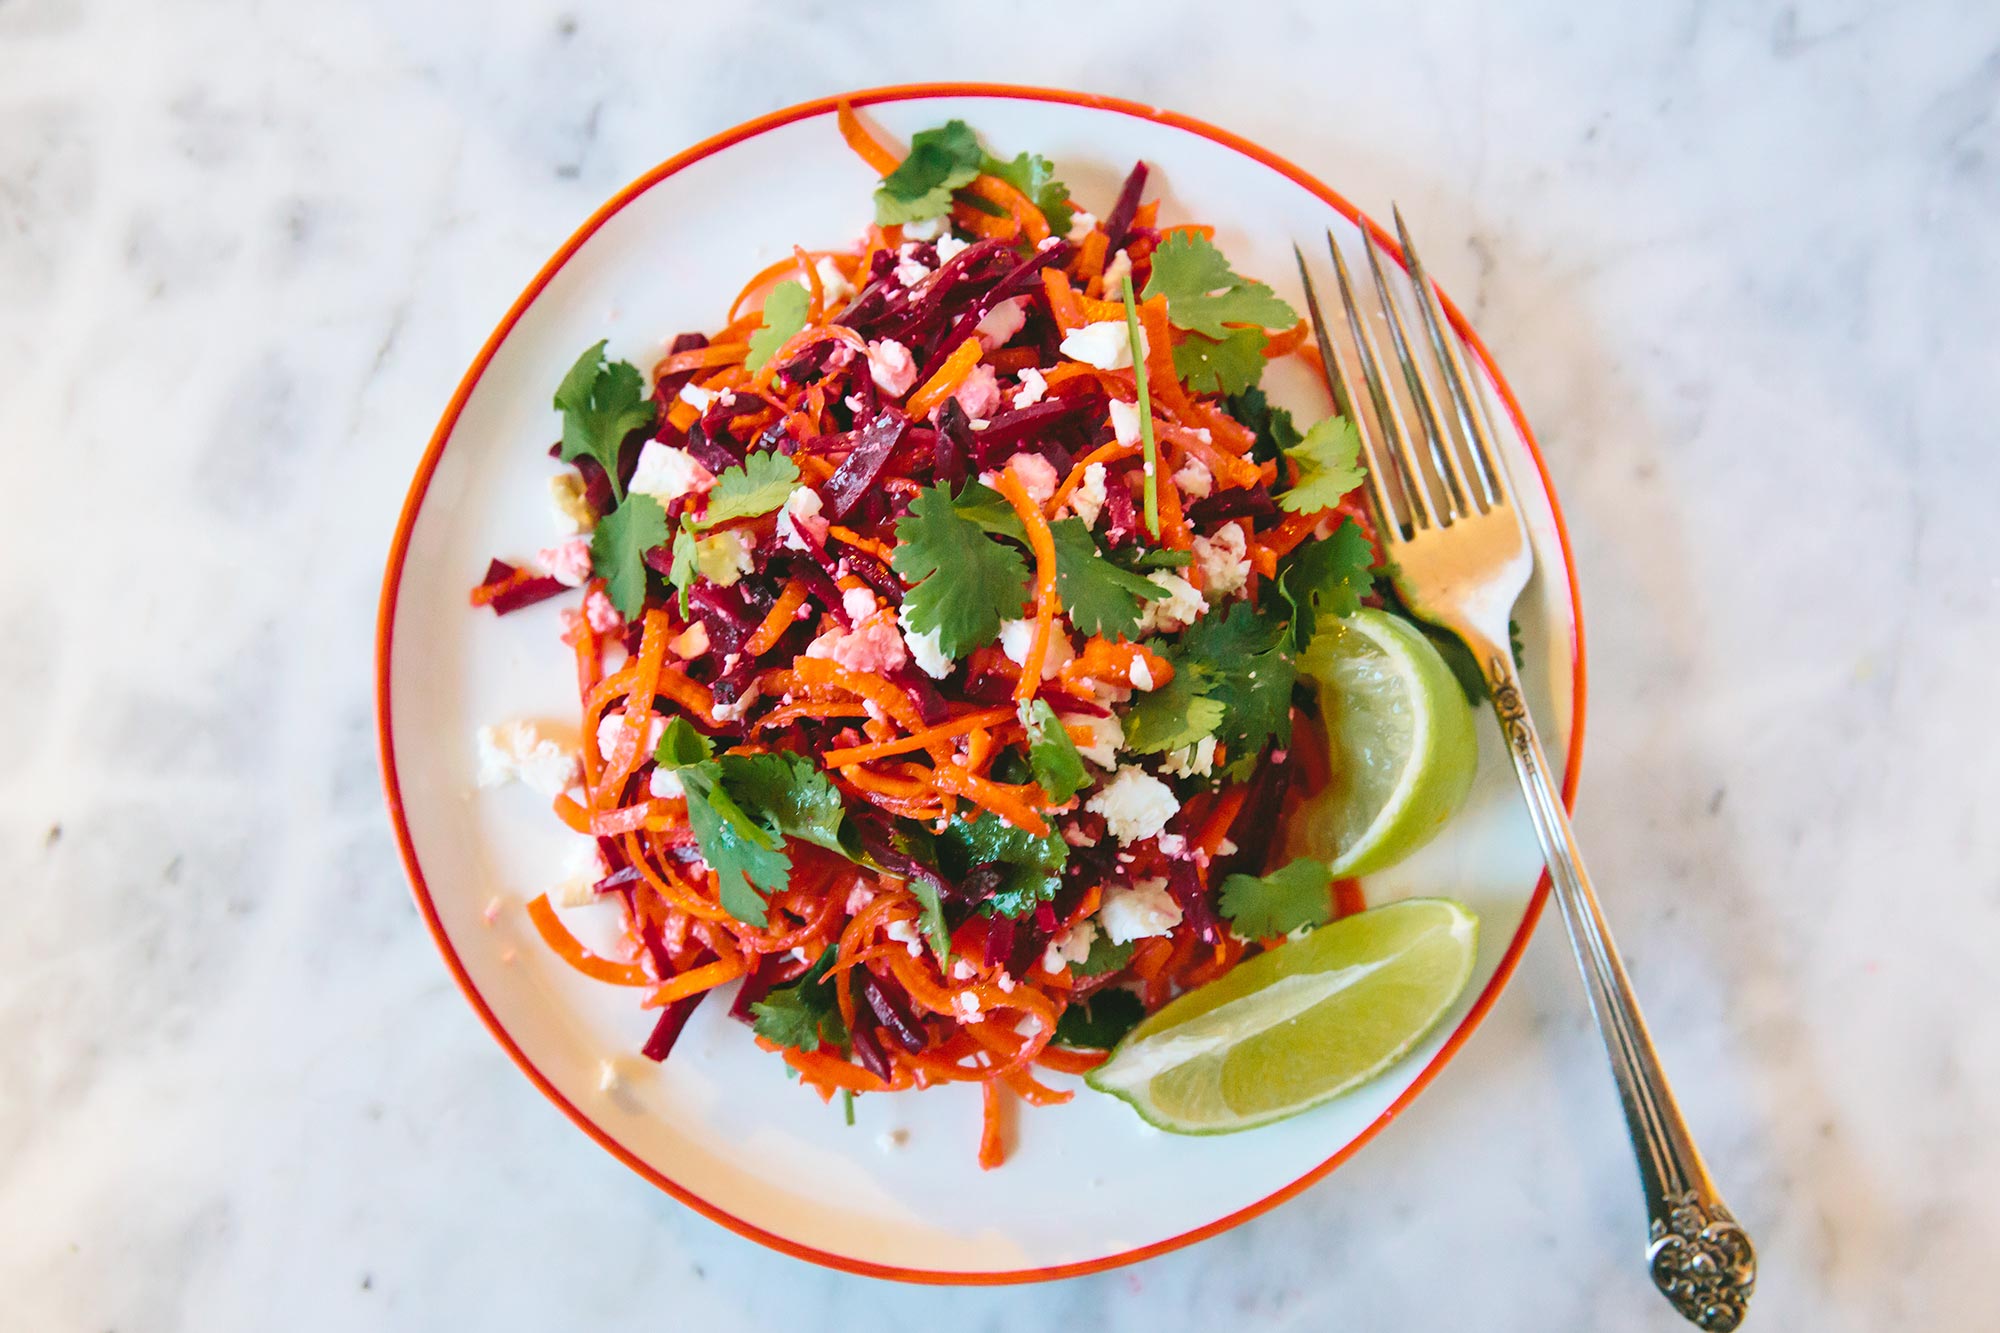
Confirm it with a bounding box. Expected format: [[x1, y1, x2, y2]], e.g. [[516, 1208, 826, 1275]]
[[374, 80, 1589, 1285]]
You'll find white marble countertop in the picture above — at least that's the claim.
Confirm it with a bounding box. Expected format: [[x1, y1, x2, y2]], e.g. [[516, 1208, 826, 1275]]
[[5, 1, 1995, 1328]]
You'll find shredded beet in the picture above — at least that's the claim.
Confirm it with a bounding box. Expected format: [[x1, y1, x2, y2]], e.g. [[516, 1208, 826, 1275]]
[[1167, 859, 1223, 944], [1103, 162, 1150, 249], [682, 421, 741, 475], [982, 914, 1016, 971], [653, 332, 709, 402], [474, 559, 569, 616], [849, 1020, 893, 1080], [729, 953, 789, 1024], [862, 973, 928, 1053], [823, 410, 910, 520], [1185, 485, 1279, 526], [641, 989, 708, 1062]]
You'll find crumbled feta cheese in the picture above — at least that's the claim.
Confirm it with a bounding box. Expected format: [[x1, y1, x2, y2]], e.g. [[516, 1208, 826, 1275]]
[[866, 338, 918, 396], [1068, 462, 1109, 529], [812, 255, 854, 308], [953, 992, 984, 1021], [1063, 710, 1124, 769], [583, 590, 624, 634], [629, 441, 715, 506], [1066, 210, 1098, 240], [1100, 876, 1184, 943], [995, 971, 1016, 993], [1086, 766, 1181, 845], [1061, 823, 1092, 847], [1060, 319, 1143, 371], [536, 538, 593, 588], [841, 585, 880, 623], [894, 258, 931, 289], [898, 603, 954, 679], [1161, 735, 1219, 778], [952, 363, 1002, 419], [900, 215, 947, 241], [1042, 919, 1099, 972], [692, 528, 754, 586], [999, 618, 1077, 679], [1108, 397, 1141, 448], [884, 919, 923, 957], [973, 296, 1028, 351], [711, 683, 762, 725], [551, 836, 607, 908], [934, 233, 970, 264], [1129, 655, 1155, 691], [1134, 572, 1205, 635], [806, 612, 908, 674], [950, 958, 977, 982], [549, 472, 596, 533], [1003, 451, 1060, 505], [678, 382, 718, 414], [1218, 838, 1239, 856], [597, 710, 666, 761], [476, 721, 582, 797], [845, 883, 876, 914], [648, 767, 685, 799], [1099, 247, 1133, 297], [780, 486, 829, 551], [668, 621, 710, 659], [1013, 366, 1049, 408], [1156, 833, 1187, 857], [1172, 456, 1214, 499], [1192, 521, 1252, 601]]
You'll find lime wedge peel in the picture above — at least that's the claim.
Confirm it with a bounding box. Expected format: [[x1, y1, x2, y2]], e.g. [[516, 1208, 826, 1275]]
[[1087, 898, 1479, 1135]]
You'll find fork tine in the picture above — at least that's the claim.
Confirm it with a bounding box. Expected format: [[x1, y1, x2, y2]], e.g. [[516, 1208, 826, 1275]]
[[1326, 230, 1440, 530], [1392, 206, 1509, 510], [1361, 227, 1477, 521], [1294, 243, 1404, 535]]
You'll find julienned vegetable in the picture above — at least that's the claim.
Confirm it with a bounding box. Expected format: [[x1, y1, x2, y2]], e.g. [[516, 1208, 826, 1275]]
[[474, 106, 1400, 1168]]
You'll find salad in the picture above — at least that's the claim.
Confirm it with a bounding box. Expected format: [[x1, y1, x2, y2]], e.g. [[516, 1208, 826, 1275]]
[[470, 106, 1469, 1165]]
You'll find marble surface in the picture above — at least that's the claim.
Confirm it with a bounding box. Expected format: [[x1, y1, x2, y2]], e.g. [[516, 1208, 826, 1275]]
[[3, 1, 1995, 1328]]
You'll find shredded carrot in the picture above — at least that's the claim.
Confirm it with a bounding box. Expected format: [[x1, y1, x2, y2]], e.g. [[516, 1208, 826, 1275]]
[[835, 99, 902, 176], [927, 764, 1050, 835], [1195, 784, 1250, 860], [1061, 638, 1174, 690], [1036, 1045, 1109, 1074], [1262, 319, 1310, 359], [1042, 268, 1084, 333], [904, 337, 982, 419], [526, 894, 651, 986], [1072, 228, 1109, 287], [995, 467, 1060, 704], [819, 707, 1016, 767], [962, 173, 1050, 244], [979, 1081, 1008, 1169], [656, 341, 751, 376], [827, 524, 895, 563], [745, 578, 809, 656], [641, 955, 745, 1008], [595, 609, 670, 806], [1048, 440, 1142, 513]]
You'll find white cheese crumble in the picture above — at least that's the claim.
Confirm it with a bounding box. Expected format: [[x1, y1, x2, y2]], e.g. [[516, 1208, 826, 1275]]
[[692, 528, 754, 586], [648, 767, 685, 799], [898, 602, 955, 679], [780, 486, 829, 551], [1129, 655, 1155, 691], [1192, 521, 1252, 601], [475, 721, 581, 797], [1060, 319, 1145, 371], [1099, 876, 1184, 943], [974, 296, 1028, 350], [1062, 710, 1124, 769], [1161, 734, 1219, 778], [952, 992, 984, 1021], [1172, 456, 1214, 499], [999, 618, 1077, 680], [1003, 452, 1060, 505], [841, 585, 880, 623], [536, 538, 592, 588], [549, 472, 596, 533], [1042, 919, 1099, 972], [934, 233, 971, 264], [1099, 247, 1133, 297], [1066, 210, 1098, 240], [668, 621, 710, 660], [677, 382, 718, 414], [629, 441, 715, 506], [900, 215, 948, 241], [812, 255, 855, 308], [1068, 462, 1109, 529], [1134, 571, 1205, 634], [866, 338, 918, 396], [596, 710, 666, 762], [711, 683, 762, 725], [551, 836, 607, 908], [884, 919, 923, 957], [1086, 766, 1181, 845], [805, 612, 908, 674], [1013, 366, 1049, 408]]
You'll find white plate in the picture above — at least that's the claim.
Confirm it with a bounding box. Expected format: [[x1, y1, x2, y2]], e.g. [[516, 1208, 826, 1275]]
[[377, 84, 1585, 1283]]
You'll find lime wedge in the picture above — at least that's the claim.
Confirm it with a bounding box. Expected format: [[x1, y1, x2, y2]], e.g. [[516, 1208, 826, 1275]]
[[1286, 608, 1479, 878], [1086, 899, 1478, 1134]]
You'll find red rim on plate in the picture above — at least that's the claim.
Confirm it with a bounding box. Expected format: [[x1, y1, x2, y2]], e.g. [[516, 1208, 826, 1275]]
[[375, 82, 1588, 1284]]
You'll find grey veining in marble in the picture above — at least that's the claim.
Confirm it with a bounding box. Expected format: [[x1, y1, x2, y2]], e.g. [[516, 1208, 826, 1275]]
[[3, 1, 1996, 1328]]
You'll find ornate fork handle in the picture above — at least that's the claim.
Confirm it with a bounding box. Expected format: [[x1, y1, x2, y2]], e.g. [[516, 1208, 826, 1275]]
[[1482, 643, 1757, 1330]]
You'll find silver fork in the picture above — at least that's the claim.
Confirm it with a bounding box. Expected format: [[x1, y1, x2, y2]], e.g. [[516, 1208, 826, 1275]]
[[1294, 216, 1756, 1331]]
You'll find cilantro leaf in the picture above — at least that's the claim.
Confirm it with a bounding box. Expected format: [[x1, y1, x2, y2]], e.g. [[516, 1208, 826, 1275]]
[[589, 492, 668, 618], [1218, 858, 1333, 938], [1280, 415, 1367, 514], [933, 809, 1067, 919], [987, 864, 1063, 918], [1173, 327, 1269, 396], [1023, 700, 1089, 804], [1049, 517, 1164, 640], [1053, 988, 1145, 1050], [692, 450, 800, 530], [745, 280, 810, 373], [980, 149, 1076, 237], [664, 528, 698, 616], [874, 120, 985, 225], [947, 481, 1028, 542], [1174, 602, 1296, 778], [750, 946, 849, 1052], [1074, 932, 1134, 977], [675, 765, 791, 926], [553, 341, 656, 502], [654, 716, 714, 767], [890, 482, 1031, 655], [1226, 386, 1303, 466], [1142, 232, 1297, 339], [1121, 658, 1226, 755], [720, 751, 857, 859], [1275, 518, 1375, 648]]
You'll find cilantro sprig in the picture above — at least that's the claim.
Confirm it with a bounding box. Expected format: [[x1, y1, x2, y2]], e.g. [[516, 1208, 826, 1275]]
[[1049, 517, 1163, 640], [1022, 700, 1089, 804], [554, 341, 657, 502], [1052, 989, 1145, 1050], [890, 482, 1032, 655], [1169, 603, 1299, 779], [1120, 273, 1161, 538], [750, 946, 848, 1052], [1280, 415, 1367, 514], [1274, 518, 1375, 648], [1142, 232, 1298, 339], [590, 493, 668, 618], [1218, 858, 1333, 938], [746, 280, 809, 373], [929, 810, 1068, 920], [872, 120, 1075, 233]]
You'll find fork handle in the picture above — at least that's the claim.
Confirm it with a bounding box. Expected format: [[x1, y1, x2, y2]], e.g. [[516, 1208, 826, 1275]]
[[1476, 642, 1756, 1330]]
